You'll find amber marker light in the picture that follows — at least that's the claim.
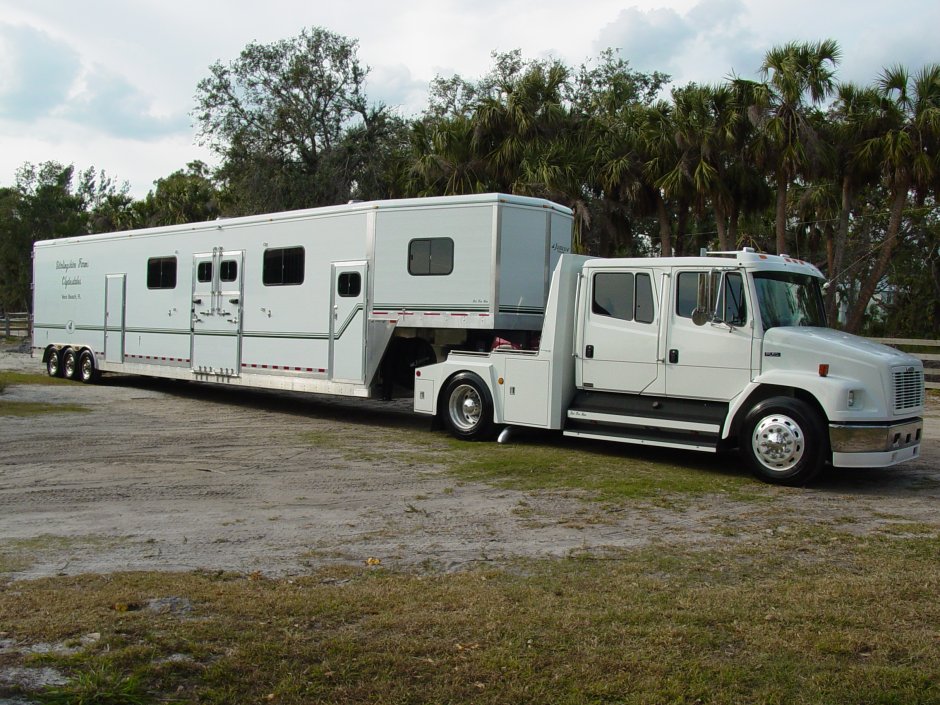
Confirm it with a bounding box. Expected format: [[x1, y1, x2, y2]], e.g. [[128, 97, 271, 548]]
[[818, 364, 829, 377]]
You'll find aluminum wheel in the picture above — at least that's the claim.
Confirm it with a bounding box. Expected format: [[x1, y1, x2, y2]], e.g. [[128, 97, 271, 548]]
[[63, 348, 78, 379], [448, 383, 483, 433], [751, 413, 805, 472]]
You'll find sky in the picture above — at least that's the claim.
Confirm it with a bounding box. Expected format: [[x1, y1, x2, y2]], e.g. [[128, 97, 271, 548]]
[[1, 0, 937, 197]]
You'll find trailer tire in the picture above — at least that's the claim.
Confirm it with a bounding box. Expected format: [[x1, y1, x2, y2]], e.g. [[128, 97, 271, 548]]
[[46, 348, 63, 378], [442, 373, 496, 441], [62, 348, 80, 380], [79, 350, 100, 384], [740, 397, 826, 486]]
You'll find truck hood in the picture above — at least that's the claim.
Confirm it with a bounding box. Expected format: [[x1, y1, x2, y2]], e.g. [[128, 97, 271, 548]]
[[762, 327, 921, 368]]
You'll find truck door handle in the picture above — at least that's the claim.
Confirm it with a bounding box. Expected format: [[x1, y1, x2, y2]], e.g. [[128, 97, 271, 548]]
[[669, 349, 679, 363], [585, 345, 594, 359]]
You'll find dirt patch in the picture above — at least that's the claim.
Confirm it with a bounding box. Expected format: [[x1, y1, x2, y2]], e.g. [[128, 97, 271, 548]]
[[1, 350, 938, 580]]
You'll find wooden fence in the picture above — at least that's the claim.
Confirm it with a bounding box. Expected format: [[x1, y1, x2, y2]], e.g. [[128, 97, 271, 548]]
[[869, 338, 940, 391], [1, 312, 31, 338]]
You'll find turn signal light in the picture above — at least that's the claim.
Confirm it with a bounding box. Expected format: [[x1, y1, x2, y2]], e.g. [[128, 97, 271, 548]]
[[818, 364, 829, 377]]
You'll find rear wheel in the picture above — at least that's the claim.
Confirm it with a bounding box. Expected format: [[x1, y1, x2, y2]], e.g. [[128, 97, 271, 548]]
[[741, 397, 826, 486], [62, 348, 79, 380], [46, 348, 62, 378], [79, 350, 99, 384], [442, 373, 495, 441]]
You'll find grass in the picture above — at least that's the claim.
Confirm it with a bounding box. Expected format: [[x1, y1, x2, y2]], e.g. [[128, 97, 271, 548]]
[[0, 400, 88, 417], [0, 370, 72, 387], [303, 426, 765, 503], [1, 528, 938, 704]]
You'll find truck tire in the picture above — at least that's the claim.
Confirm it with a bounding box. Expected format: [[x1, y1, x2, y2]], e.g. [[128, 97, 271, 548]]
[[442, 373, 495, 441], [740, 397, 826, 486], [79, 350, 100, 384], [46, 348, 63, 378], [62, 348, 80, 380]]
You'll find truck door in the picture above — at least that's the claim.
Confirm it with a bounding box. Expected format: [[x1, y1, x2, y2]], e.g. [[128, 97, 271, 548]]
[[104, 274, 126, 363], [330, 261, 368, 383], [665, 269, 753, 400], [191, 249, 244, 375], [577, 267, 664, 394]]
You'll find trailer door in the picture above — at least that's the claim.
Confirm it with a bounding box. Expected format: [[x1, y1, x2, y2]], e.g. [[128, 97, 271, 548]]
[[330, 261, 367, 383], [104, 274, 126, 363], [191, 250, 244, 375]]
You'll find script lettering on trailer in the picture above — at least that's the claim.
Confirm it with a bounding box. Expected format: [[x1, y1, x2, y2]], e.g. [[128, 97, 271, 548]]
[[56, 258, 89, 300]]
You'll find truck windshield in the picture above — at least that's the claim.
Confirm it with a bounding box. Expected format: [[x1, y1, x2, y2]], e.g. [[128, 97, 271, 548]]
[[752, 271, 826, 330]]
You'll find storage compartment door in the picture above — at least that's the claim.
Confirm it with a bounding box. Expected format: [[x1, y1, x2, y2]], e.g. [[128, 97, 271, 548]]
[[504, 357, 550, 427], [104, 274, 125, 363]]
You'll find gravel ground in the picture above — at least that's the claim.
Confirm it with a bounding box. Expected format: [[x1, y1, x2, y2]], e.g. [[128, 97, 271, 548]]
[[1, 347, 938, 581]]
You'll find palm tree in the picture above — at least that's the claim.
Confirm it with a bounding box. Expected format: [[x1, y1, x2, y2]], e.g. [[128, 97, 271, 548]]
[[845, 64, 940, 333], [752, 40, 842, 254]]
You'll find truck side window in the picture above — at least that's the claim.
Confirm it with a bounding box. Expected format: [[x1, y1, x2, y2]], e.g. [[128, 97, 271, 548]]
[[721, 272, 747, 325], [592, 272, 634, 321], [337, 272, 361, 297], [409, 238, 453, 276], [635, 273, 654, 323], [263, 247, 304, 286], [676, 272, 701, 317], [147, 257, 177, 289]]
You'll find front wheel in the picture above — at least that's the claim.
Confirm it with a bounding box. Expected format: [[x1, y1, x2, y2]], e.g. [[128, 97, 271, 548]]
[[442, 373, 495, 441], [740, 397, 827, 486]]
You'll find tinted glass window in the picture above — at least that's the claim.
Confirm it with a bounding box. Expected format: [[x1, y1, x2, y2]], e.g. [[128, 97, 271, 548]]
[[409, 238, 454, 276], [263, 247, 304, 286], [635, 273, 654, 323], [337, 272, 361, 297], [147, 257, 177, 290], [676, 272, 705, 318], [592, 272, 634, 321], [220, 260, 238, 282], [197, 261, 212, 283]]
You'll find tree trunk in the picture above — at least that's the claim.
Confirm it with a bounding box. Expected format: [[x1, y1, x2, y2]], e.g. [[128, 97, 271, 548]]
[[844, 184, 908, 334], [715, 201, 730, 251], [728, 201, 740, 248], [825, 174, 853, 326], [774, 169, 788, 254], [655, 192, 672, 257]]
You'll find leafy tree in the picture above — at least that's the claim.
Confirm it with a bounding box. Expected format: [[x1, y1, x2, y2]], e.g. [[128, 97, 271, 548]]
[[137, 161, 221, 226], [194, 27, 396, 213]]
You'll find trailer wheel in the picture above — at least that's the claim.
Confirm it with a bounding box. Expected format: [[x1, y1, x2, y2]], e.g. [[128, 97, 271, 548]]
[[62, 348, 80, 380], [46, 348, 63, 378], [740, 397, 826, 486], [79, 350, 100, 384], [443, 373, 495, 441]]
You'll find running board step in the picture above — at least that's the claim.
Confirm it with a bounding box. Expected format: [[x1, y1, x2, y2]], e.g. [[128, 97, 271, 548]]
[[563, 428, 718, 453]]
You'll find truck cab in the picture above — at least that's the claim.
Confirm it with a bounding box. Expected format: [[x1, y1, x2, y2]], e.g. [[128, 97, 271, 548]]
[[413, 250, 925, 485]]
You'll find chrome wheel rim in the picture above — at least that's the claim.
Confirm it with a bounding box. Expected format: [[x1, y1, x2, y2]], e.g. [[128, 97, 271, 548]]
[[64, 352, 76, 378], [81, 356, 93, 381], [752, 413, 804, 472], [48, 354, 59, 376], [448, 384, 482, 432]]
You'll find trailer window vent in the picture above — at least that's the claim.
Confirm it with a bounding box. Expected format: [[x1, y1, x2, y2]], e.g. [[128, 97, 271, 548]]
[[220, 260, 238, 282], [197, 261, 212, 283], [892, 367, 924, 412], [337, 272, 361, 297], [147, 256, 177, 289]]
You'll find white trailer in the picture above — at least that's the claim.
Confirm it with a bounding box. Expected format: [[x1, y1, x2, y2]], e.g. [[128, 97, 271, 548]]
[[414, 251, 926, 485], [32, 194, 572, 398]]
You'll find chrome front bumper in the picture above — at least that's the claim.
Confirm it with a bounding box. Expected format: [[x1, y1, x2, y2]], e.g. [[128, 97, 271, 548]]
[[829, 419, 923, 468]]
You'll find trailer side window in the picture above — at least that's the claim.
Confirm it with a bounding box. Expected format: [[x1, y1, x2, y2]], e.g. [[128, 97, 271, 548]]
[[197, 262, 212, 283], [337, 272, 361, 297], [408, 238, 453, 276], [220, 260, 238, 282], [147, 257, 177, 289], [263, 247, 304, 286]]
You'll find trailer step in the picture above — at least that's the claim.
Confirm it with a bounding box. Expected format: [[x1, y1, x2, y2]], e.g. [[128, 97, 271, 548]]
[[563, 428, 718, 453]]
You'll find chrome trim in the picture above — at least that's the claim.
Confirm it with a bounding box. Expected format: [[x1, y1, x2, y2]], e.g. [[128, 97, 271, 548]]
[[829, 419, 923, 453]]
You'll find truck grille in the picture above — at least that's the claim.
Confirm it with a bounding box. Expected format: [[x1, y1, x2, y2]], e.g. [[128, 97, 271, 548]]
[[893, 367, 924, 412]]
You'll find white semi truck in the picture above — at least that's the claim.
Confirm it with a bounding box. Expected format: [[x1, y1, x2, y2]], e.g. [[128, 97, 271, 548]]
[[413, 252, 925, 485]]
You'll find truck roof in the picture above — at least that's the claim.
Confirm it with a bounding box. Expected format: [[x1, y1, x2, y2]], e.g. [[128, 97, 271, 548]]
[[583, 249, 824, 278]]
